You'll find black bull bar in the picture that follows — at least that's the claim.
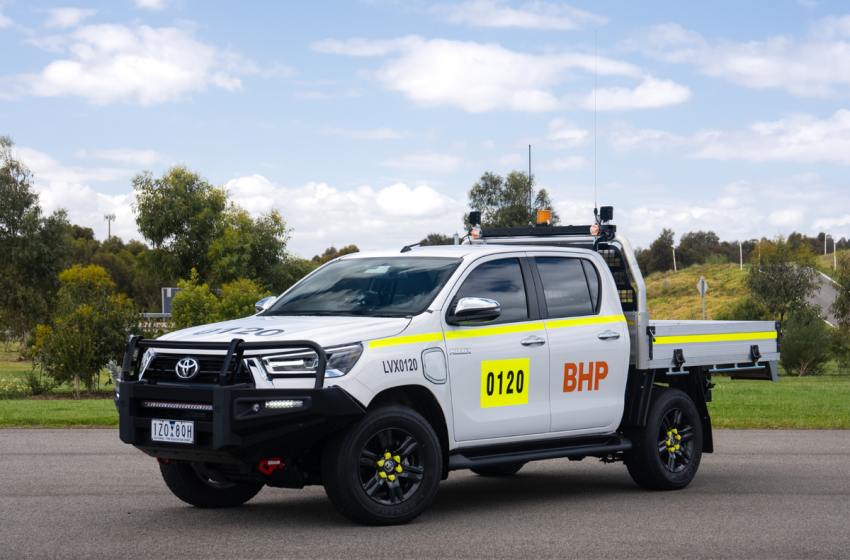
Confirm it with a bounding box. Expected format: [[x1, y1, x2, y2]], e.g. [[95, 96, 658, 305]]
[[117, 336, 366, 465]]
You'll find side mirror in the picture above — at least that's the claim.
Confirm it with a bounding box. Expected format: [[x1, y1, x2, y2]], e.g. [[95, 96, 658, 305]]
[[255, 296, 277, 313], [447, 297, 501, 325]]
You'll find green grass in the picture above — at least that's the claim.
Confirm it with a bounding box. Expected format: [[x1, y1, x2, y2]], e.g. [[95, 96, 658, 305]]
[[0, 399, 117, 427], [645, 262, 750, 321], [708, 376, 850, 429]]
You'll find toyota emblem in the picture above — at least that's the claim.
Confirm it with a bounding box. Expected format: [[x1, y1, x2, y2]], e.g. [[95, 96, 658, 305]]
[[175, 357, 200, 380]]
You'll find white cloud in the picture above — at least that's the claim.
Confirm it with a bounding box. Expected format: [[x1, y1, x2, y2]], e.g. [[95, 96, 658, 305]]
[[583, 76, 692, 111], [482, 140, 496, 149], [134, 0, 175, 11], [313, 36, 688, 113], [622, 20, 850, 97], [530, 118, 589, 149], [319, 126, 408, 139], [797, 0, 818, 8], [74, 148, 170, 166], [11, 24, 280, 105], [24, 36, 67, 53], [225, 175, 467, 255], [432, 0, 607, 30], [17, 147, 134, 183], [381, 150, 468, 173], [610, 110, 850, 165], [0, 9, 13, 28], [45, 8, 96, 28]]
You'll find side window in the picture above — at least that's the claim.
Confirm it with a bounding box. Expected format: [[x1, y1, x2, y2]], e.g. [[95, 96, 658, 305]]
[[582, 259, 601, 312], [454, 258, 529, 324], [534, 257, 594, 318]]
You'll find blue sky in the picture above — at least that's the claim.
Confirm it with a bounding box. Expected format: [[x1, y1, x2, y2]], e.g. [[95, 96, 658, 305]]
[[2, 0, 850, 258]]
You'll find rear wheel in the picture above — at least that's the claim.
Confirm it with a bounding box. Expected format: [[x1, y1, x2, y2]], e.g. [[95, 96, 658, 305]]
[[623, 387, 703, 491], [470, 463, 526, 477], [322, 403, 442, 526], [160, 461, 263, 508]]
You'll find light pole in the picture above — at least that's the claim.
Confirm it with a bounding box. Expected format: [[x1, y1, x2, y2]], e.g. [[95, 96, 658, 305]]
[[739, 240, 743, 271], [672, 248, 677, 272], [104, 213, 116, 240]]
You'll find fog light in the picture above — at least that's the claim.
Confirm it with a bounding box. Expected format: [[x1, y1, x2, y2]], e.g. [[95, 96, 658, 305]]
[[266, 399, 304, 409]]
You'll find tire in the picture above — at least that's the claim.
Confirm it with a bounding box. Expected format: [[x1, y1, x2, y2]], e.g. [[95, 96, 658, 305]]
[[322, 403, 442, 526], [160, 461, 263, 508], [623, 387, 703, 491], [470, 463, 526, 477]]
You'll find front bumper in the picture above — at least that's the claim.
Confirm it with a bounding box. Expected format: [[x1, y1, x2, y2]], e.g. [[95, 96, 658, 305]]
[[117, 381, 366, 466]]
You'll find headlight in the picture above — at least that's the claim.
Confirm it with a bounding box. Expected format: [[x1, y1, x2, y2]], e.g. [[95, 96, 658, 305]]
[[259, 342, 363, 379]]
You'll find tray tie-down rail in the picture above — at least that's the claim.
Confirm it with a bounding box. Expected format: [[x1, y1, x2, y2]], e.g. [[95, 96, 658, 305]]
[[121, 335, 328, 389]]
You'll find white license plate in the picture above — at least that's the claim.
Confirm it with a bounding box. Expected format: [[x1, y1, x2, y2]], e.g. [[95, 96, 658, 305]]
[[151, 419, 194, 444]]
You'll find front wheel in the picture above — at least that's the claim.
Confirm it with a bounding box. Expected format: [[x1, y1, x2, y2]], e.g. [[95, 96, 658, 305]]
[[623, 387, 703, 491], [322, 403, 442, 526], [160, 462, 263, 508]]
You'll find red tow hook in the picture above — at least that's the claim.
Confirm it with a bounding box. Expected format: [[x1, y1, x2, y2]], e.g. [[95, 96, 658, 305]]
[[156, 458, 172, 467], [259, 458, 283, 475]]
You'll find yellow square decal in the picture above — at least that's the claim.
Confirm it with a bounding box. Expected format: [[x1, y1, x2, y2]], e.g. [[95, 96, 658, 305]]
[[481, 359, 529, 408]]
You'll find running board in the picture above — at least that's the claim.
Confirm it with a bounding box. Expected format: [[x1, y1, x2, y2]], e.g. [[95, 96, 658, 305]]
[[448, 434, 631, 471]]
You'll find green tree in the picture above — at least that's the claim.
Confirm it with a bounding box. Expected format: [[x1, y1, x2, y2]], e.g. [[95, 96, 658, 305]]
[[420, 233, 454, 246], [466, 170, 559, 229], [831, 252, 850, 330], [208, 207, 290, 290], [313, 244, 360, 264], [216, 278, 271, 322], [41, 265, 137, 397], [0, 135, 69, 351], [133, 165, 228, 282], [779, 306, 831, 376], [676, 231, 721, 267], [637, 229, 676, 275], [170, 269, 221, 330], [746, 237, 819, 326]]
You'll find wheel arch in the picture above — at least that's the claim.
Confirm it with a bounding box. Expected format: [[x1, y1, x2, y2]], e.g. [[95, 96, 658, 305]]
[[369, 384, 451, 479]]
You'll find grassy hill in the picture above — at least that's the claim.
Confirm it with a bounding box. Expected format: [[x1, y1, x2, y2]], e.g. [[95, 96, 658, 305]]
[[644, 263, 749, 320]]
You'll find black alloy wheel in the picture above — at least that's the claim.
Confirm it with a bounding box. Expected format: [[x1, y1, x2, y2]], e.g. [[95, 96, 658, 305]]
[[323, 403, 442, 526], [358, 428, 425, 505], [657, 408, 695, 473], [623, 387, 703, 491]]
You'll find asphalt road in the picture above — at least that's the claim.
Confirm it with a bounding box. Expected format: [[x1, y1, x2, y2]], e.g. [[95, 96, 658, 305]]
[[808, 272, 840, 326], [1, 429, 848, 559]]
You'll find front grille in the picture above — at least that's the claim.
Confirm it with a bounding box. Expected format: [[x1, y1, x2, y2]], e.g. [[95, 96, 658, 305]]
[[143, 355, 253, 385]]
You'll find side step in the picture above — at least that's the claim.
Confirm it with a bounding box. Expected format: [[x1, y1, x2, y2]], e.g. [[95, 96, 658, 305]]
[[448, 433, 631, 471]]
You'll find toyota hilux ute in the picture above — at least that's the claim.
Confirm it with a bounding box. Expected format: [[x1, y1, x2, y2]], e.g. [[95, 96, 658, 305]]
[[116, 207, 780, 526]]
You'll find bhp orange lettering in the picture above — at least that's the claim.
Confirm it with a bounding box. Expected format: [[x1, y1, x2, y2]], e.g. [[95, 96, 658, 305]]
[[578, 362, 593, 391], [563, 363, 577, 392], [594, 361, 608, 390], [562, 361, 609, 393]]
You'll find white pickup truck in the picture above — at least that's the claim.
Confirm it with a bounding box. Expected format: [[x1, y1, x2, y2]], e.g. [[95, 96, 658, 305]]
[[116, 207, 780, 526]]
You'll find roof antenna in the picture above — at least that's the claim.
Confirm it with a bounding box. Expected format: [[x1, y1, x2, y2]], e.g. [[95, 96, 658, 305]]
[[528, 144, 534, 225], [594, 30, 598, 212]]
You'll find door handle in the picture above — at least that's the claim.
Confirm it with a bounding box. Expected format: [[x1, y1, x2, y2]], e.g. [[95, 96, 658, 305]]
[[521, 336, 546, 347], [598, 330, 620, 340]]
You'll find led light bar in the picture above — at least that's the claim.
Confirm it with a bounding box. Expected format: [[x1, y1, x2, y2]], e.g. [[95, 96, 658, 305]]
[[142, 401, 213, 411], [265, 400, 304, 409]]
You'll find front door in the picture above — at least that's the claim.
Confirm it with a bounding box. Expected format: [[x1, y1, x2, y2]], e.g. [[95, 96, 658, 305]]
[[444, 255, 550, 442], [527, 253, 630, 433]]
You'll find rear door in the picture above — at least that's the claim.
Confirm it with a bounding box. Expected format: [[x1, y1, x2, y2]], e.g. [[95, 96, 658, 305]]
[[527, 253, 629, 433], [443, 255, 550, 442]]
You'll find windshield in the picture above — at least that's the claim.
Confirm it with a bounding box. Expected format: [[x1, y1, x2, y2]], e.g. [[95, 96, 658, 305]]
[[267, 257, 461, 317]]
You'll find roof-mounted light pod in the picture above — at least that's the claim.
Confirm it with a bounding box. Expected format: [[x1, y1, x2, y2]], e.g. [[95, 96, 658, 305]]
[[536, 210, 551, 226]]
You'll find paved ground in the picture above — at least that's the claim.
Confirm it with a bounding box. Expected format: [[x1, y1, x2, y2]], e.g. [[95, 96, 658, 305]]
[[1, 430, 848, 559], [808, 272, 840, 326]]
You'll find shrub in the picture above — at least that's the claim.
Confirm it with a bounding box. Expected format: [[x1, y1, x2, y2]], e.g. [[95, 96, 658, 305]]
[[0, 378, 31, 400], [715, 297, 771, 321], [217, 278, 271, 322], [779, 306, 831, 376], [661, 279, 671, 295], [704, 253, 728, 265], [828, 328, 850, 375], [171, 269, 220, 330]]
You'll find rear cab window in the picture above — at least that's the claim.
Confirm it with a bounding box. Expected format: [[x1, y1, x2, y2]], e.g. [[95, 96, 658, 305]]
[[534, 257, 601, 318]]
